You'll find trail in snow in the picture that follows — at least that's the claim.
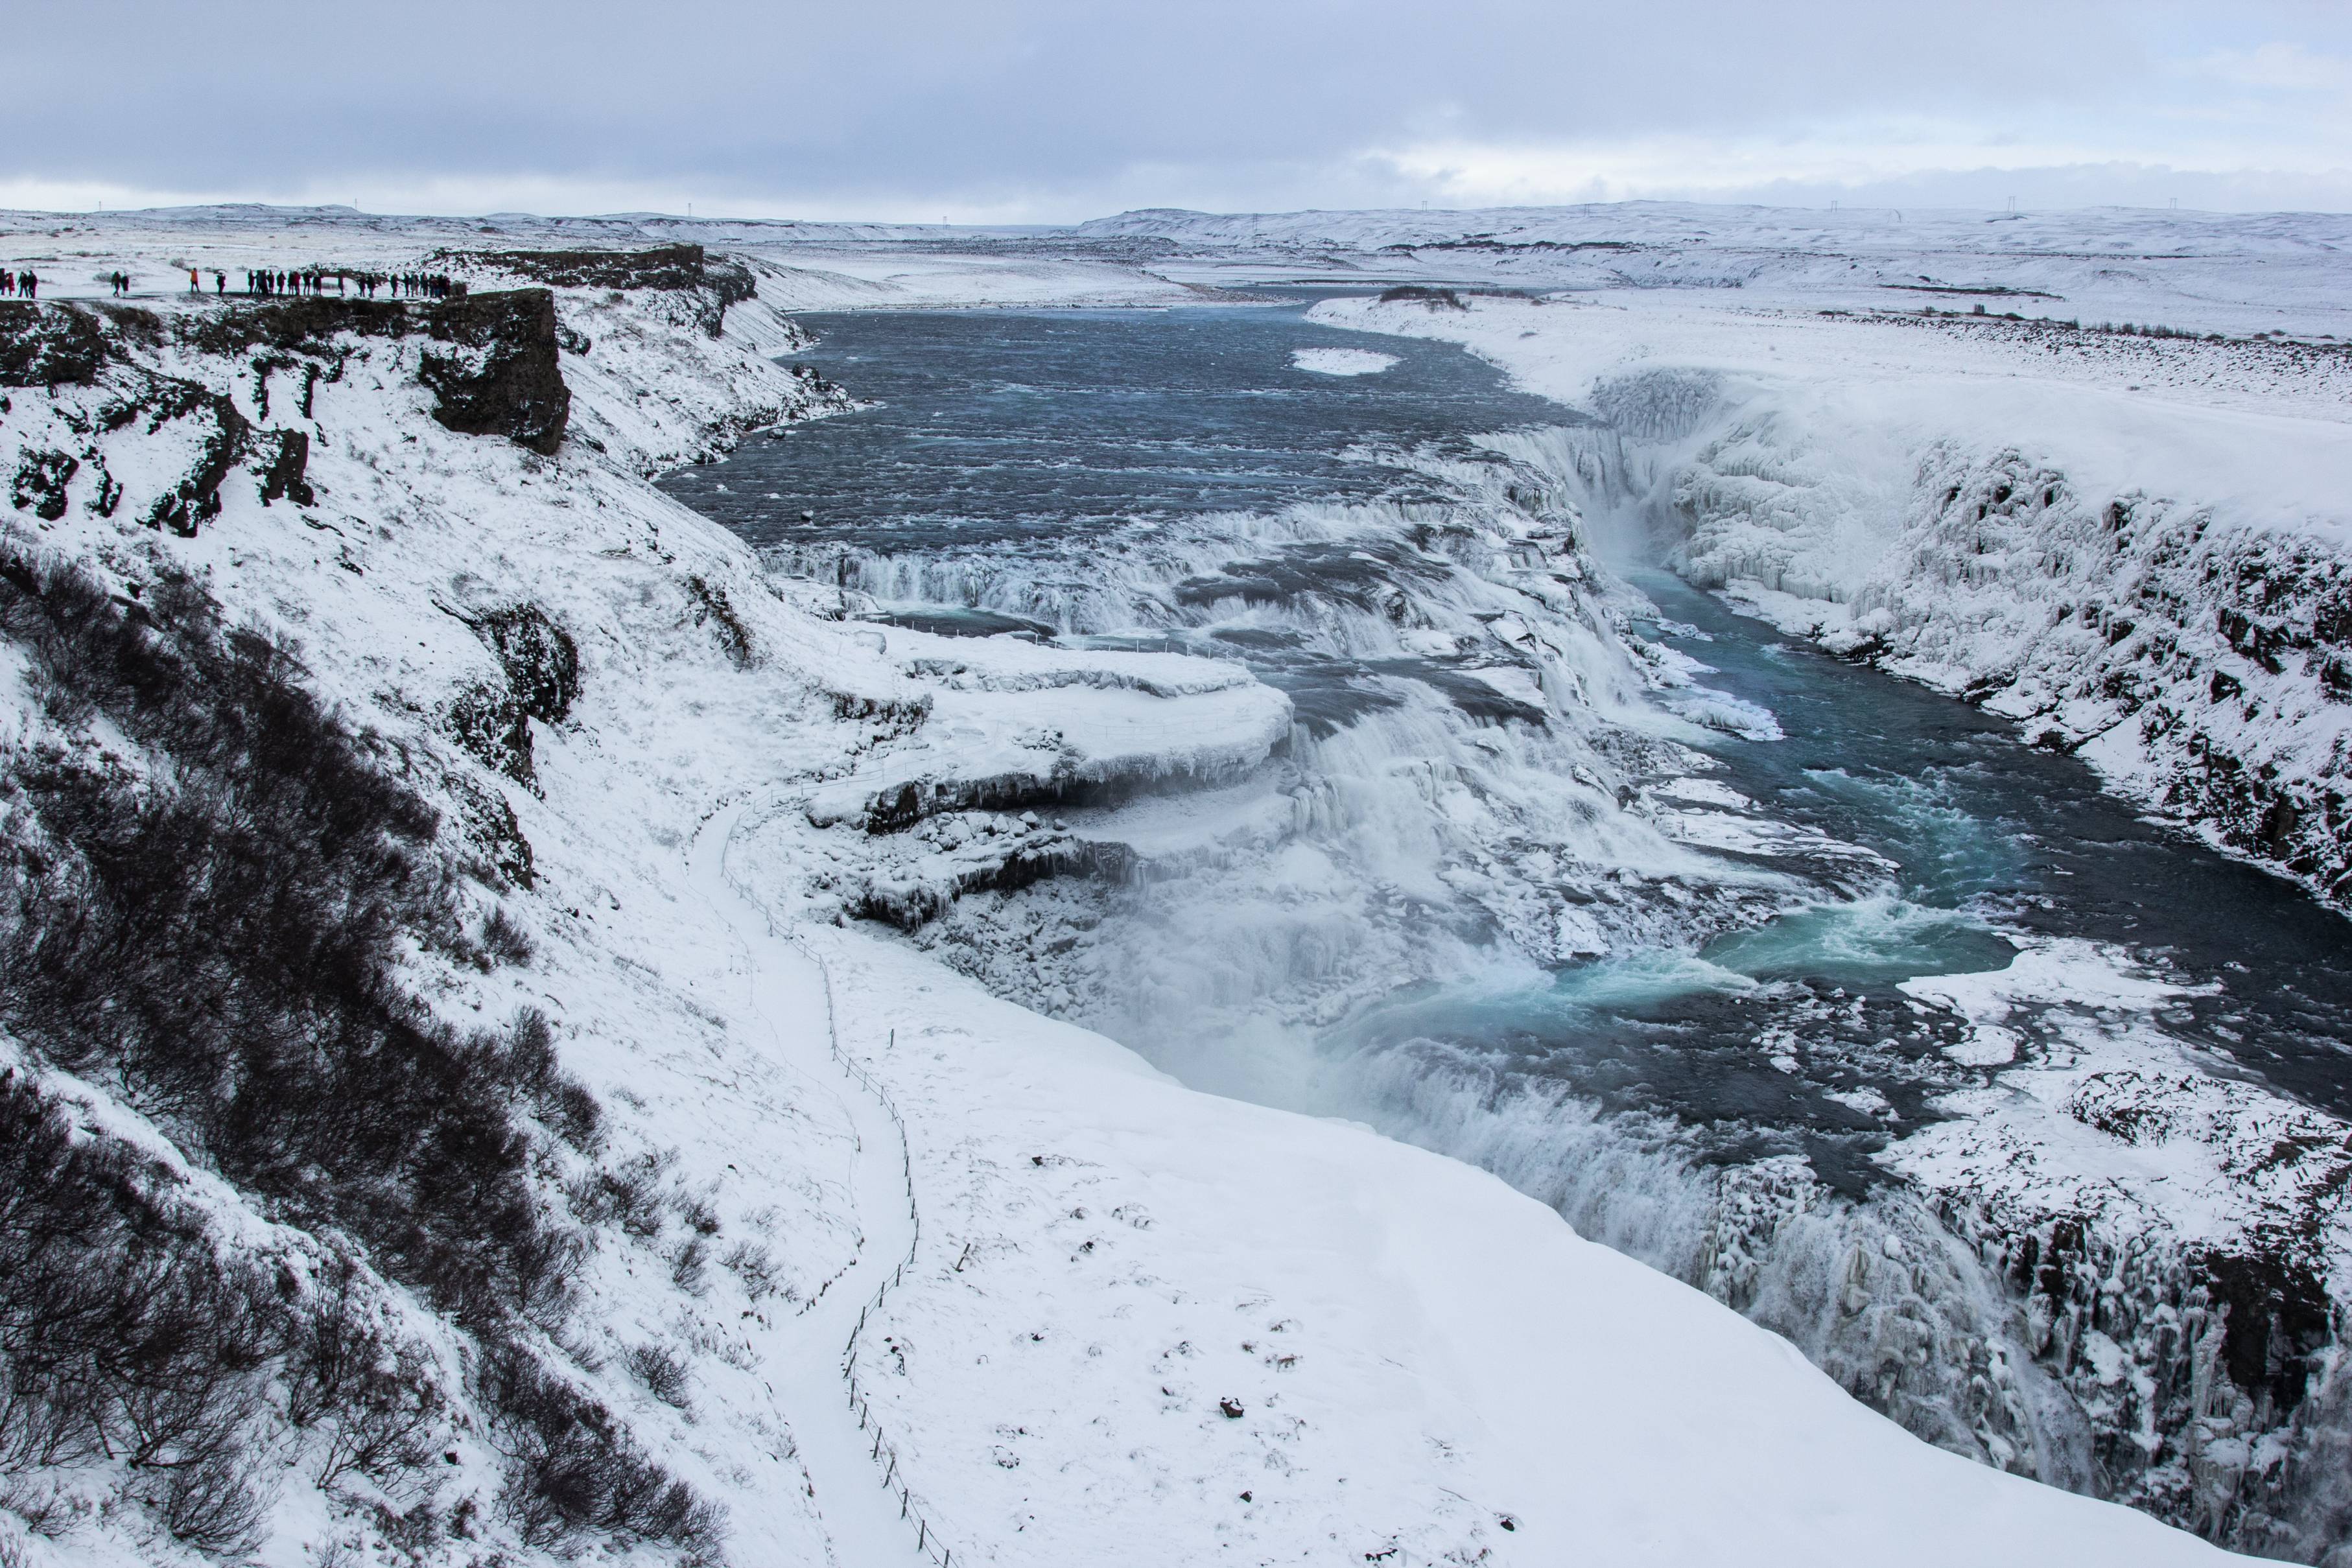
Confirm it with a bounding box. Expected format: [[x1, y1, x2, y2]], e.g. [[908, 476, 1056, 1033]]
[[689, 800, 932, 1568]]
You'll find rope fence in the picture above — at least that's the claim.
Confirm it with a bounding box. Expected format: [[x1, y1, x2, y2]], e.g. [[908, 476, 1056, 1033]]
[[716, 790, 959, 1567], [802, 946, 955, 1567]]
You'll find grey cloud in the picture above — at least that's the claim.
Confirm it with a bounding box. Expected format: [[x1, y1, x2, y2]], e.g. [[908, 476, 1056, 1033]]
[[5, 0, 2347, 215]]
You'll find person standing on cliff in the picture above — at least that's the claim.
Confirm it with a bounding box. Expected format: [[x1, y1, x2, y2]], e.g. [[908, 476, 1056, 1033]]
[[22, 271, 37, 299]]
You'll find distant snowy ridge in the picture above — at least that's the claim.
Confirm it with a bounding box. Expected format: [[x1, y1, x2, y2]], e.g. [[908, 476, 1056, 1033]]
[[1101, 202, 2352, 340]]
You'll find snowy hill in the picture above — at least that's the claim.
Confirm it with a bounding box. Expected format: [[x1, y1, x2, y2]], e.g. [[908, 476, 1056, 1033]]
[[1088, 201, 2352, 340]]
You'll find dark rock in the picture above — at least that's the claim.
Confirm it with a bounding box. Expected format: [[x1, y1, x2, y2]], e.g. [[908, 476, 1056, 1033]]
[[181, 296, 415, 358], [447, 771, 535, 889], [450, 244, 753, 337], [2203, 1252, 2333, 1416], [685, 575, 755, 666], [141, 390, 250, 536], [1378, 285, 1467, 310], [0, 303, 108, 386], [11, 449, 78, 519], [446, 679, 537, 791], [471, 604, 580, 725], [459, 243, 711, 292], [259, 429, 314, 507], [416, 290, 570, 455]]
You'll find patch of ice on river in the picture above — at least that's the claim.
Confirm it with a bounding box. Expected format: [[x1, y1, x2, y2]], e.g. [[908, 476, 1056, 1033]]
[[1291, 346, 1398, 377]]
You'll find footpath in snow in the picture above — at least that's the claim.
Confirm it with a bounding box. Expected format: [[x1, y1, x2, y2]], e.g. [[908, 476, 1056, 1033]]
[[689, 799, 934, 1568]]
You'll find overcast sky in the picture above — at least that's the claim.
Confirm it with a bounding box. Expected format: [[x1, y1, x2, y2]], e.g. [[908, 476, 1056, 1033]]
[[5, 0, 2347, 221]]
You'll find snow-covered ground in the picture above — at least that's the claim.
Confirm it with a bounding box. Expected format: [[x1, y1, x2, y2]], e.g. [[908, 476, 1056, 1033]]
[[1087, 201, 2352, 340], [0, 205, 2255, 1568]]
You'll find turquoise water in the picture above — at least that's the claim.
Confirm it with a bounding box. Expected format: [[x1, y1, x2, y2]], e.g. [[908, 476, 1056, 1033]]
[[666, 303, 2352, 1193]]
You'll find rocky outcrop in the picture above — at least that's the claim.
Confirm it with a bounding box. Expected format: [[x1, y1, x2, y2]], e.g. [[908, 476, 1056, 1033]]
[[456, 244, 755, 337], [0, 302, 108, 386], [177, 291, 574, 454], [417, 290, 570, 455]]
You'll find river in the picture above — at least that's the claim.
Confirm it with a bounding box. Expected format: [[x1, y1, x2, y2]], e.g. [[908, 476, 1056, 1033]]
[[661, 298, 2352, 1552]]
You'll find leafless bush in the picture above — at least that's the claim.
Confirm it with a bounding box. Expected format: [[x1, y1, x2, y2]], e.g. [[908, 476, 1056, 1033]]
[[480, 905, 535, 966], [0, 547, 585, 1335], [569, 1149, 670, 1237], [0, 549, 675, 1547], [721, 1240, 782, 1302], [476, 1343, 726, 1556], [668, 1237, 709, 1295], [0, 1074, 278, 1486], [146, 1449, 274, 1556], [622, 1344, 692, 1410]]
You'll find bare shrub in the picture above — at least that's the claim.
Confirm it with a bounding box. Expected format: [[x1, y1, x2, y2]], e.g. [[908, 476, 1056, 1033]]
[[476, 1343, 725, 1556], [622, 1343, 692, 1410], [495, 1009, 602, 1152], [480, 905, 535, 966], [0, 550, 668, 1545], [0, 1074, 279, 1484], [569, 1149, 670, 1238], [721, 1240, 782, 1302], [668, 1237, 709, 1295], [0, 547, 581, 1333], [147, 1450, 274, 1556]]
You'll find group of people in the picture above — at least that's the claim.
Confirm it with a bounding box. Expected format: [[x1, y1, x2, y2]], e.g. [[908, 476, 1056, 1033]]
[[0, 261, 464, 304], [232, 267, 460, 300]]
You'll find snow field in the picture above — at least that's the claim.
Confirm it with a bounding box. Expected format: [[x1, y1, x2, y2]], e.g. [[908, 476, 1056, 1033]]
[[783, 926, 2230, 1567]]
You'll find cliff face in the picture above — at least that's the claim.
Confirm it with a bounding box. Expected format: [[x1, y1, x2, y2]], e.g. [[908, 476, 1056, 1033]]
[[1830, 446, 2352, 908], [0, 266, 858, 1568], [416, 288, 571, 454], [1656, 407, 2352, 914]]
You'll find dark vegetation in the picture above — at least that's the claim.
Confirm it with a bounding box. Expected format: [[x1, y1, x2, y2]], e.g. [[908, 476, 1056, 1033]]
[[1377, 285, 1467, 310], [0, 544, 718, 1558]]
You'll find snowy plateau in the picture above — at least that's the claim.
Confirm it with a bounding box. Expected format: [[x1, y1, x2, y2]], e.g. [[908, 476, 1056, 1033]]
[[0, 198, 2344, 1568]]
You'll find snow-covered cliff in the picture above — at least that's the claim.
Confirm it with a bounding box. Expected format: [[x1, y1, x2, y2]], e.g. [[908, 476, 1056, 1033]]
[[1308, 287, 2352, 914]]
